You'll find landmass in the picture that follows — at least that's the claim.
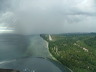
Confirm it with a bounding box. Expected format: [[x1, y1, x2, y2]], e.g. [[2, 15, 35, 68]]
[[40, 33, 96, 72]]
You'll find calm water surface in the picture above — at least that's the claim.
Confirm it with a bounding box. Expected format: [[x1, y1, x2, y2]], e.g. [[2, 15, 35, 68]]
[[0, 34, 70, 72]]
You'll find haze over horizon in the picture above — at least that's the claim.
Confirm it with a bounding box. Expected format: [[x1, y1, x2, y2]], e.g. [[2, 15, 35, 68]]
[[0, 0, 96, 35]]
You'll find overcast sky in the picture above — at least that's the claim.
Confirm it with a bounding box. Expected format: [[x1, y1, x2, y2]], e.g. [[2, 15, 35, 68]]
[[0, 0, 96, 34]]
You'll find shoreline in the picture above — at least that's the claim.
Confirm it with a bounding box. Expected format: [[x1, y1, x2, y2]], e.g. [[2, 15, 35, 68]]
[[45, 40, 58, 61], [42, 36, 73, 72]]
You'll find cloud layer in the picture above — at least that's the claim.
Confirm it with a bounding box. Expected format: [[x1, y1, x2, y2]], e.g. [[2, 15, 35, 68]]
[[0, 0, 96, 34]]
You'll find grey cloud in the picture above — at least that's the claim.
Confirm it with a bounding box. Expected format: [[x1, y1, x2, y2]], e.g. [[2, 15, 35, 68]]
[[0, 0, 12, 12], [0, 0, 96, 34]]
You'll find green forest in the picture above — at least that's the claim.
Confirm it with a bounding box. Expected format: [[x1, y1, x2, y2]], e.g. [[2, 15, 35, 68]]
[[40, 33, 96, 72]]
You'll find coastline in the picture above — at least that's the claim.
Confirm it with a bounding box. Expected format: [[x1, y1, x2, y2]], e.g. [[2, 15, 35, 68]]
[[45, 40, 58, 61], [42, 36, 73, 72]]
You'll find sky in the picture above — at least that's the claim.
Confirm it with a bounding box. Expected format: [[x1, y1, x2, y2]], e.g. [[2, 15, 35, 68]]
[[0, 0, 96, 34]]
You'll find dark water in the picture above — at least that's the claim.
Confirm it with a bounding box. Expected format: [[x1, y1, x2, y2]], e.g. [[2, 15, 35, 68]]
[[0, 34, 29, 61], [0, 34, 71, 72]]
